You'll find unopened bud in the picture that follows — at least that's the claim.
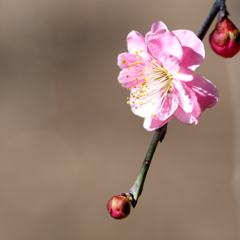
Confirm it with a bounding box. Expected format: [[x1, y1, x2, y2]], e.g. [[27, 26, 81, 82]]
[[209, 17, 240, 58], [107, 194, 131, 219]]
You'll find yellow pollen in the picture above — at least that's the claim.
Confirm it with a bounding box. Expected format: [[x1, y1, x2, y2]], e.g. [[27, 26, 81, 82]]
[[151, 114, 157, 116], [124, 51, 174, 110], [176, 70, 180, 73], [119, 83, 122, 85]]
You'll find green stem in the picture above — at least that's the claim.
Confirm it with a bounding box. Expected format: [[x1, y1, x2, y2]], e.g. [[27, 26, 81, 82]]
[[128, 0, 226, 208], [129, 124, 167, 207]]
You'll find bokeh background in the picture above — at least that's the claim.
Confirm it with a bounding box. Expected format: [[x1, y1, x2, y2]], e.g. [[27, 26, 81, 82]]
[[0, 0, 240, 239]]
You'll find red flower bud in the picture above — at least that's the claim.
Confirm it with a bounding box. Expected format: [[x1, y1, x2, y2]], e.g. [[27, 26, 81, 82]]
[[107, 194, 131, 219], [209, 17, 240, 58]]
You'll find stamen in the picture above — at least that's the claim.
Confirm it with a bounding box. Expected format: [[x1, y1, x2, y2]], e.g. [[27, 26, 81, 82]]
[[123, 51, 173, 111]]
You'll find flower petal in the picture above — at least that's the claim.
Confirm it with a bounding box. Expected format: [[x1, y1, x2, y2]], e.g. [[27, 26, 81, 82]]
[[127, 31, 150, 60], [173, 103, 201, 125], [159, 51, 193, 81], [143, 115, 172, 131], [157, 93, 178, 120], [174, 80, 197, 113], [117, 53, 138, 69], [130, 91, 158, 118], [173, 30, 205, 71], [186, 74, 218, 111], [118, 68, 142, 88], [150, 21, 169, 33], [146, 31, 183, 60]]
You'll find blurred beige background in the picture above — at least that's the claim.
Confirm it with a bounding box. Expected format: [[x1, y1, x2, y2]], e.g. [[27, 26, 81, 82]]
[[0, 0, 239, 239]]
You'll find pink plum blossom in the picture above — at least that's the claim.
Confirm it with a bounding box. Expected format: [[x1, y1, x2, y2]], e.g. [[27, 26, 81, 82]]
[[117, 21, 218, 131]]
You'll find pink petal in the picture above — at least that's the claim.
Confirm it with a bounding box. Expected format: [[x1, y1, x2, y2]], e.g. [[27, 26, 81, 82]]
[[118, 68, 142, 88], [173, 30, 205, 71], [173, 71, 193, 81], [159, 51, 181, 72], [159, 51, 193, 81], [146, 31, 183, 60], [173, 103, 201, 125], [143, 115, 172, 131], [117, 53, 138, 69], [127, 31, 150, 61], [145, 22, 169, 44], [186, 74, 218, 111], [131, 100, 158, 118], [157, 93, 178, 121], [150, 21, 169, 33], [174, 80, 196, 113]]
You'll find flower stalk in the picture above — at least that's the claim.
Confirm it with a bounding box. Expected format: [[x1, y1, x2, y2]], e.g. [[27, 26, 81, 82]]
[[129, 124, 168, 207]]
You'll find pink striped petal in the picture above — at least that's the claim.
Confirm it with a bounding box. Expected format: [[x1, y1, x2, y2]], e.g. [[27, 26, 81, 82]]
[[118, 68, 142, 88], [186, 74, 218, 111], [143, 115, 172, 131], [173, 30, 205, 71], [146, 31, 183, 60], [117, 53, 138, 69], [173, 103, 201, 125]]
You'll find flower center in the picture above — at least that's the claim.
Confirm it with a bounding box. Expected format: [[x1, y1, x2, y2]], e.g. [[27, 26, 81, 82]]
[[123, 50, 173, 110]]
